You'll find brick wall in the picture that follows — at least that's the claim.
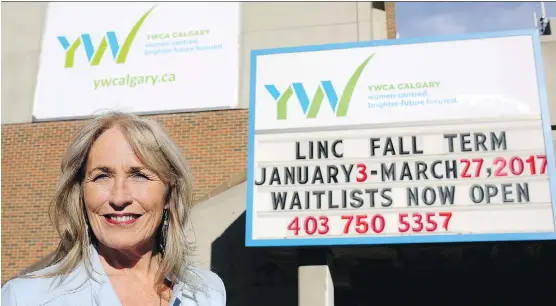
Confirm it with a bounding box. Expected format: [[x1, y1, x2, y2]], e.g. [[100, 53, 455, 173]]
[[386, 2, 397, 39], [1, 109, 249, 283]]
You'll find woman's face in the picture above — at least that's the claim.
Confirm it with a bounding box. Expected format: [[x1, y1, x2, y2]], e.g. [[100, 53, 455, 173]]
[[83, 127, 168, 252]]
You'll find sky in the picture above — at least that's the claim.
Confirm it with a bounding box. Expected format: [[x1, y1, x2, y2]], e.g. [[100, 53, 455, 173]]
[[396, 2, 556, 38]]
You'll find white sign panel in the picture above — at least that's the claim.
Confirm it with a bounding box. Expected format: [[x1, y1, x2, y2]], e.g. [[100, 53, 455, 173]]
[[246, 30, 556, 247], [33, 2, 240, 120]]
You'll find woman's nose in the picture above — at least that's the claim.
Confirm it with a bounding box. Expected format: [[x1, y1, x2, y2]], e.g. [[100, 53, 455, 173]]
[[109, 179, 133, 208]]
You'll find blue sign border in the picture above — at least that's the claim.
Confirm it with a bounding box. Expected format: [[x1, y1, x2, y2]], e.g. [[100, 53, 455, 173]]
[[245, 29, 556, 247]]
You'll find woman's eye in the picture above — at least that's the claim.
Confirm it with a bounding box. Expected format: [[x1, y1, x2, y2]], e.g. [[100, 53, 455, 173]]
[[132, 172, 150, 180], [92, 174, 109, 181]]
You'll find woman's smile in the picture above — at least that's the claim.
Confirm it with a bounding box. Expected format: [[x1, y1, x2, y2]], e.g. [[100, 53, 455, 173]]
[[104, 213, 144, 225]]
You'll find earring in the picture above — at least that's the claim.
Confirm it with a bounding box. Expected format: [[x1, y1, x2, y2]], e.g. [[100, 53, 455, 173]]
[[160, 208, 169, 252]]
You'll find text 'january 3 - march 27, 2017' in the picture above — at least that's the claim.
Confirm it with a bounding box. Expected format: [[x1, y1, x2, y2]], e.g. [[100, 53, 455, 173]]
[[245, 30, 556, 247]]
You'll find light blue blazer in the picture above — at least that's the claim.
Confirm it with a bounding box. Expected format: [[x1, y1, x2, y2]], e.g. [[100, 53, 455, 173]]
[[1, 245, 226, 306]]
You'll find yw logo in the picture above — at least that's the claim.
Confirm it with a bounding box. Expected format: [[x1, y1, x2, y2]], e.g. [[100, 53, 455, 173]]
[[57, 6, 155, 68], [264, 54, 375, 120]]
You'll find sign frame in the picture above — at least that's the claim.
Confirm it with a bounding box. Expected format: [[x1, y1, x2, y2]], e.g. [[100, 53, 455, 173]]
[[245, 29, 556, 247]]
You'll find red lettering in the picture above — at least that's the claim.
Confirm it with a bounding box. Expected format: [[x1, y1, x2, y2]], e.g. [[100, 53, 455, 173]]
[[397, 212, 453, 233], [287, 216, 330, 236], [460, 159, 471, 178], [439, 212, 452, 231], [472, 158, 484, 177], [356, 163, 368, 182], [370, 214, 385, 233], [318, 216, 329, 235], [341, 214, 384, 234], [287, 217, 300, 236], [341, 215, 353, 234], [509, 156, 524, 175], [287, 213, 455, 237], [493, 157, 508, 176], [492, 155, 546, 177], [526, 155, 537, 175], [398, 213, 410, 233], [537, 155, 547, 174], [304, 216, 318, 235], [425, 212, 437, 232], [412, 213, 424, 232], [354, 215, 368, 234], [461, 158, 484, 178]]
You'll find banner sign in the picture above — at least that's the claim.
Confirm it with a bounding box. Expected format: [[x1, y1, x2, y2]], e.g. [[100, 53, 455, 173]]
[[245, 30, 556, 247], [33, 2, 240, 120]]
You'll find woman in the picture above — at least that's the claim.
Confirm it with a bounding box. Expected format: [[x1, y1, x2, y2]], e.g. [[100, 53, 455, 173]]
[[1, 112, 226, 306]]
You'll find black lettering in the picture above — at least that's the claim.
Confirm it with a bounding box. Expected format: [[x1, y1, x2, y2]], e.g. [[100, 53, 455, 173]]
[[384, 137, 395, 156], [516, 183, 530, 202], [312, 167, 324, 184], [269, 167, 281, 185], [331, 140, 343, 158], [446, 132, 508, 153], [317, 141, 328, 159], [381, 163, 396, 181], [408, 186, 455, 206], [469, 183, 528, 204], [460, 133, 472, 152], [284, 167, 295, 184], [299, 140, 346, 159], [290, 192, 302, 209], [350, 190, 364, 208], [422, 187, 436, 205], [341, 190, 348, 208], [329, 190, 339, 209], [438, 186, 456, 205], [444, 134, 457, 153], [431, 161, 442, 179], [412, 136, 424, 154], [370, 138, 380, 157], [485, 184, 498, 204], [495, 183, 528, 203], [327, 190, 334, 208], [381, 188, 393, 207], [297, 166, 309, 184], [470, 184, 484, 204], [399, 136, 410, 155], [408, 187, 419, 206], [501, 183, 514, 203], [365, 189, 379, 207], [446, 160, 458, 179], [313, 190, 325, 209], [271, 192, 287, 210], [295, 142, 306, 160], [415, 161, 428, 180], [342, 164, 354, 183], [255, 167, 266, 185], [400, 162, 413, 180], [491, 131, 507, 151], [381, 160, 460, 181], [475, 133, 487, 151], [327, 166, 339, 183]]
